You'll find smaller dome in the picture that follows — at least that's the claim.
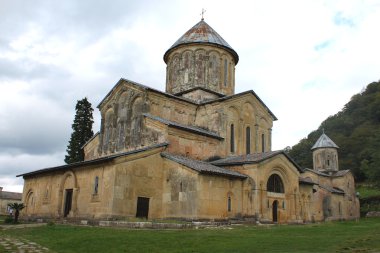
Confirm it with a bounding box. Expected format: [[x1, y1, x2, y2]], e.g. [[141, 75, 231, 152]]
[[164, 20, 239, 64], [311, 133, 339, 150]]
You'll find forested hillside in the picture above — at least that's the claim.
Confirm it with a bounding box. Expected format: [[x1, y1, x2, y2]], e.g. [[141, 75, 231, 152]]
[[288, 80, 380, 184]]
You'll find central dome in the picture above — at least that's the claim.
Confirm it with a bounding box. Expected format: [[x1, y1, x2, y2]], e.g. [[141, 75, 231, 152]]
[[164, 20, 239, 64], [164, 20, 239, 97]]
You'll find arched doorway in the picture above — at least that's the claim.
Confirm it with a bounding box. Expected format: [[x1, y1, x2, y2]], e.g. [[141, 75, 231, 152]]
[[58, 171, 78, 218], [272, 200, 278, 222]]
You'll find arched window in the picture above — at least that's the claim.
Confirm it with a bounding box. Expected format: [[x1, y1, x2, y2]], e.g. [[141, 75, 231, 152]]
[[94, 176, 99, 195], [224, 59, 228, 86], [267, 174, 284, 193], [227, 196, 231, 212], [230, 124, 235, 153], [246, 127, 251, 154]]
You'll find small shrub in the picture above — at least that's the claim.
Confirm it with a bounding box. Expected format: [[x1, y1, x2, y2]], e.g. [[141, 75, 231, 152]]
[[4, 216, 14, 224], [47, 221, 55, 226]]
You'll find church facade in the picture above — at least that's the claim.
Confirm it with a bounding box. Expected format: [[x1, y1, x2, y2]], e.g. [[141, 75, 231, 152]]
[[18, 19, 360, 223]]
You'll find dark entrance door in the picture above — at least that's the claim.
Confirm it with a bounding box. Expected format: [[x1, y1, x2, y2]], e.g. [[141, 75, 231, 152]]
[[136, 197, 150, 219], [64, 189, 73, 217], [272, 200, 278, 222]]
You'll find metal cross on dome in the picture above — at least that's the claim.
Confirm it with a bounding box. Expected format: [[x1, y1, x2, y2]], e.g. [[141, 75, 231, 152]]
[[201, 8, 206, 20]]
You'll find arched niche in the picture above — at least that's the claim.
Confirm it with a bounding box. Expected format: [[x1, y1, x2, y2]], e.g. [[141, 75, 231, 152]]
[[181, 50, 194, 85], [207, 50, 221, 88], [169, 53, 181, 92], [194, 49, 206, 85], [116, 91, 129, 151], [103, 108, 115, 153], [25, 189, 35, 216], [130, 96, 145, 146]]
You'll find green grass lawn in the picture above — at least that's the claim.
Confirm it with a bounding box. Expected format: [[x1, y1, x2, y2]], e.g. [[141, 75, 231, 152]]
[[1, 218, 380, 253]]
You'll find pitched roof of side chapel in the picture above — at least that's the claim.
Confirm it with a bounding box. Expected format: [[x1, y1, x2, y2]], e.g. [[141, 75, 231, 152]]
[[161, 152, 247, 179], [17, 143, 169, 178], [211, 151, 303, 172]]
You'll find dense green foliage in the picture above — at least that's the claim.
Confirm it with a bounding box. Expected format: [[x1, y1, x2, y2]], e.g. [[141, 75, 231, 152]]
[[356, 185, 380, 216], [1, 219, 380, 252], [288, 81, 380, 184], [65, 97, 94, 164]]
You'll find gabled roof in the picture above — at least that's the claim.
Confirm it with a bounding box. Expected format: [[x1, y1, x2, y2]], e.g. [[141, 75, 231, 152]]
[[97, 78, 198, 108], [0, 191, 22, 200], [211, 151, 303, 172], [161, 152, 246, 179], [97, 79, 277, 121], [174, 87, 226, 98], [164, 20, 239, 64], [200, 90, 278, 121], [311, 133, 339, 150], [144, 114, 223, 140], [298, 177, 345, 195], [17, 143, 169, 178]]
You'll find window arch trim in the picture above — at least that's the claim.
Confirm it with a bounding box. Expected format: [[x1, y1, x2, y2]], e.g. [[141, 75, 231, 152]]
[[267, 174, 285, 193]]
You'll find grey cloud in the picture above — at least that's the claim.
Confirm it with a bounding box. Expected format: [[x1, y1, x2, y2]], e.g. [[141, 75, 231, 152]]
[[0, 57, 69, 81], [0, 152, 65, 177], [0, 101, 71, 155]]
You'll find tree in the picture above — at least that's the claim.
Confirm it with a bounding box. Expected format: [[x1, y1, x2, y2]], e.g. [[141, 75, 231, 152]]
[[7, 202, 25, 223], [288, 80, 380, 182], [65, 97, 94, 164]]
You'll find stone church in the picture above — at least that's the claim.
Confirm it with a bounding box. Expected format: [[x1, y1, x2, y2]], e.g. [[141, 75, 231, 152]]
[[18, 19, 359, 223]]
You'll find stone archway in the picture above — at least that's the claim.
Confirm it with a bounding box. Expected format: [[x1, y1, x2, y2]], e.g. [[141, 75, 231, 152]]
[[57, 171, 78, 218]]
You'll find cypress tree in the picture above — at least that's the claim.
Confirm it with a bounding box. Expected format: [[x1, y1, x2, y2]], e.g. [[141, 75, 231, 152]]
[[65, 97, 94, 164]]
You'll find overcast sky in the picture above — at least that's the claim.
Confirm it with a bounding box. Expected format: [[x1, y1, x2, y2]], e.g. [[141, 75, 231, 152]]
[[1, 0, 380, 192]]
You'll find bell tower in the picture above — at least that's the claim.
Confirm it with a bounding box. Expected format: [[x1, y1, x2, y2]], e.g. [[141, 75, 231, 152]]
[[163, 19, 239, 98], [311, 132, 339, 173]]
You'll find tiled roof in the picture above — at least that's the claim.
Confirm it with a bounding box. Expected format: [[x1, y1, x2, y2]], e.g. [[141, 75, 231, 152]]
[[161, 152, 247, 179], [304, 168, 351, 178], [17, 143, 169, 178], [0, 191, 22, 200], [144, 113, 223, 140], [311, 133, 339, 150], [164, 20, 239, 64], [332, 170, 351, 177], [319, 184, 345, 195], [299, 177, 316, 185], [211, 151, 303, 172]]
